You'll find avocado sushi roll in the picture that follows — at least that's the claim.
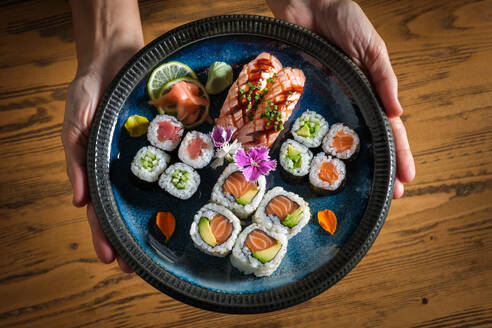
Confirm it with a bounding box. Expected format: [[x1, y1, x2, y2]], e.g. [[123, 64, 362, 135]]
[[211, 163, 266, 220], [158, 162, 200, 199], [253, 187, 311, 239], [230, 223, 288, 277], [190, 203, 242, 257], [279, 139, 313, 184], [130, 146, 170, 183], [322, 123, 360, 161], [291, 110, 329, 148], [178, 131, 214, 169], [309, 153, 346, 195]]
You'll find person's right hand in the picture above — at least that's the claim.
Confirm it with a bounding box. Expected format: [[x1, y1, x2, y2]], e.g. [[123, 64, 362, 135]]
[[62, 0, 144, 273]]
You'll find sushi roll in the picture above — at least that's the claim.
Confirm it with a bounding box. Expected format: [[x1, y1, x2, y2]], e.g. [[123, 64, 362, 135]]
[[278, 139, 313, 183], [158, 162, 200, 199], [291, 110, 329, 148], [147, 114, 184, 151], [130, 146, 170, 183], [211, 163, 266, 220], [190, 203, 241, 257], [322, 123, 360, 161], [178, 131, 214, 169], [309, 153, 346, 195], [253, 187, 311, 239], [230, 223, 288, 277]]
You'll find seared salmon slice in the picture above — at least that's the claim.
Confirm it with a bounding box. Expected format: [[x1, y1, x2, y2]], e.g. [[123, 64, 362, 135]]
[[332, 131, 354, 152], [265, 195, 299, 221], [222, 171, 257, 199], [245, 229, 277, 252], [209, 214, 232, 245]]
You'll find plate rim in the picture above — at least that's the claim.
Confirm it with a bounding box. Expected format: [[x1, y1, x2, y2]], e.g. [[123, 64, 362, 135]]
[[87, 14, 395, 314]]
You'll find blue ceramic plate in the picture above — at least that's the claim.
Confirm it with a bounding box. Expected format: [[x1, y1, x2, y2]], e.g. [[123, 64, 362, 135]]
[[87, 15, 395, 313]]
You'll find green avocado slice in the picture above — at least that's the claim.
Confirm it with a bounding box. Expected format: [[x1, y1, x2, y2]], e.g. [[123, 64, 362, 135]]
[[235, 186, 259, 205], [282, 207, 303, 228], [252, 241, 282, 263], [198, 217, 216, 247], [296, 124, 311, 137]]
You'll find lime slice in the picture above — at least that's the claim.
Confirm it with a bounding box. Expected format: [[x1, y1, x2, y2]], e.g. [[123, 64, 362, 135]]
[[147, 61, 197, 100], [156, 77, 210, 129]]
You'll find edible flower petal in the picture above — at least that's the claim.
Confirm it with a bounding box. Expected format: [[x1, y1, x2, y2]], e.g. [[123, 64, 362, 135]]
[[234, 146, 277, 182], [211, 125, 235, 147]]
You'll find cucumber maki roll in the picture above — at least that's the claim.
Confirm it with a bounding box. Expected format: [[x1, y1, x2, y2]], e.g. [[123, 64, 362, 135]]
[[253, 187, 311, 239], [322, 123, 360, 161], [291, 110, 329, 148], [230, 223, 288, 277], [147, 114, 184, 151], [279, 139, 313, 184], [211, 163, 266, 220], [309, 152, 346, 195], [190, 203, 241, 257], [159, 162, 200, 199], [130, 146, 170, 183], [178, 131, 214, 169]]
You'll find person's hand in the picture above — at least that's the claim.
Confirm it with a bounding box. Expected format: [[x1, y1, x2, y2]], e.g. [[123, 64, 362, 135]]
[[62, 0, 143, 272], [268, 0, 415, 198]]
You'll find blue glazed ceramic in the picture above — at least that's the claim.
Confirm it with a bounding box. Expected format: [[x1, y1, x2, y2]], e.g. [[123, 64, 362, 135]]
[[87, 15, 395, 313]]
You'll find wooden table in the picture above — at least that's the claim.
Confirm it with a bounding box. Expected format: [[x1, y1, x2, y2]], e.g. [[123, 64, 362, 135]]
[[1, 0, 491, 327]]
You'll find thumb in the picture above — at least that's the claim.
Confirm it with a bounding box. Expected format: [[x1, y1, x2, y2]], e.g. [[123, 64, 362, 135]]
[[62, 126, 89, 207]]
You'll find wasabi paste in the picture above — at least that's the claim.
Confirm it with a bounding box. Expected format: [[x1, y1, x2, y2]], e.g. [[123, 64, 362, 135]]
[[205, 62, 233, 94]]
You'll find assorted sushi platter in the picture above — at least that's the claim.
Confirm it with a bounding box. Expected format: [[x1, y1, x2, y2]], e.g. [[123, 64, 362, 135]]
[[88, 15, 395, 312]]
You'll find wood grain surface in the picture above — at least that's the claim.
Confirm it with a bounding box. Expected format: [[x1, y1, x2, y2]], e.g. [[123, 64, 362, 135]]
[[1, 0, 491, 327]]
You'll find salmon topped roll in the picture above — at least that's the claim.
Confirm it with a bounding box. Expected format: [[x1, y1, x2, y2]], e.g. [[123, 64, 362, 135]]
[[190, 203, 241, 257], [253, 187, 311, 239], [211, 163, 266, 220], [230, 223, 288, 277], [309, 153, 346, 195], [322, 123, 360, 161], [234, 67, 306, 150]]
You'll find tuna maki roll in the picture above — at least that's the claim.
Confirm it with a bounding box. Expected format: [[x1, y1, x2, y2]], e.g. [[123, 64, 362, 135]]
[[130, 146, 170, 183], [159, 162, 200, 199], [291, 110, 329, 148], [309, 153, 346, 195], [253, 187, 311, 239], [178, 131, 214, 169], [147, 114, 184, 151], [211, 163, 266, 220], [279, 139, 313, 183], [190, 203, 241, 257], [322, 123, 360, 160], [230, 223, 288, 277]]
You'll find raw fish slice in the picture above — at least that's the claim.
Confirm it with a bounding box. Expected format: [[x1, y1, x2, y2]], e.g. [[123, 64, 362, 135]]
[[210, 214, 232, 245], [332, 131, 354, 152], [265, 195, 299, 221], [245, 229, 277, 252], [319, 161, 339, 184], [222, 171, 257, 199], [157, 121, 182, 141], [187, 136, 209, 160]]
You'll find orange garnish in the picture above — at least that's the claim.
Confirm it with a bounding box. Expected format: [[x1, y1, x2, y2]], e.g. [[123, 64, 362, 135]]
[[318, 209, 337, 235], [156, 212, 176, 242]]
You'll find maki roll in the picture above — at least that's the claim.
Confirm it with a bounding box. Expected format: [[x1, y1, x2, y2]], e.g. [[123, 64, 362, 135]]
[[322, 123, 360, 161], [230, 223, 288, 277], [190, 203, 241, 257], [211, 163, 266, 220], [291, 110, 329, 148], [278, 139, 313, 183], [147, 114, 184, 151], [253, 187, 311, 239], [178, 131, 214, 169], [309, 153, 346, 195], [130, 146, 170, 183], [158, 162, 200, 199]]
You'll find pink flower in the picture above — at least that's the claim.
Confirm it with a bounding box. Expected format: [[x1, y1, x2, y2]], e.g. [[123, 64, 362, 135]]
[[210, 126, 235, 147], [234, 146, 277, 182]]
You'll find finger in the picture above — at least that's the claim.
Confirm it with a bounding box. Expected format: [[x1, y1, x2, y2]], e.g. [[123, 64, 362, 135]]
[[393, 178, 404, 199], [62, 128, 89, 207], [116, 256, 134, 274], [87, 202, 115, 264], [390, 116, 416, 183]]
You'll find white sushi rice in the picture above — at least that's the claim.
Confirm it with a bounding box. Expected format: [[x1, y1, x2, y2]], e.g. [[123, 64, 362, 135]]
[[279, 139, 313, 177], [178, 131, 214, 169], [252, 187, 311, 239], [291, 110, 329, 148], [158, 162, 200, 199], [322, 123, 360, 160], [130, 146, 170, 182], [190, 203, 241, 257], [309, 153, 346, 192], [230, 223, 288, 277], [147, 114, 184, 151], [210, 163, 266, 219]]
